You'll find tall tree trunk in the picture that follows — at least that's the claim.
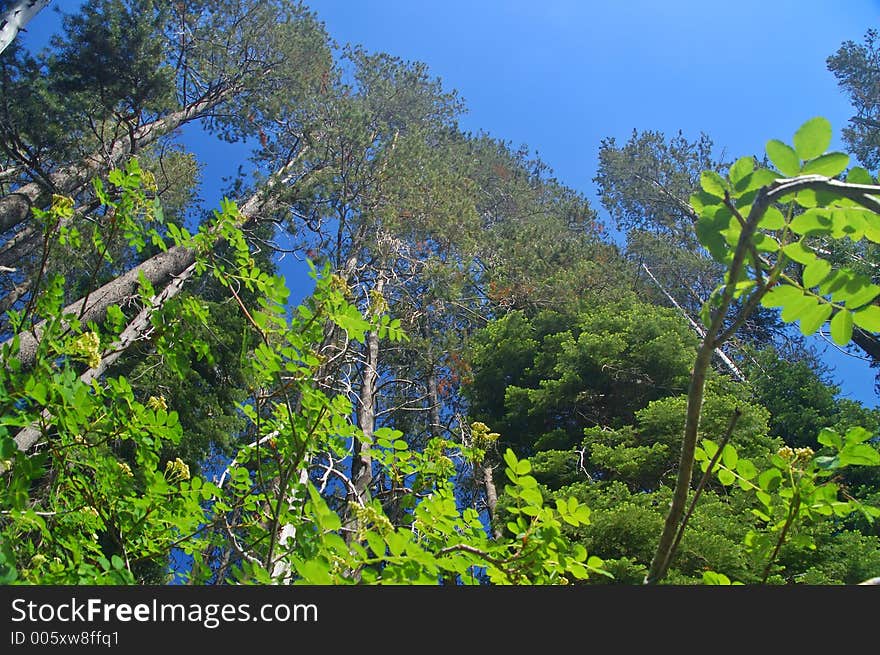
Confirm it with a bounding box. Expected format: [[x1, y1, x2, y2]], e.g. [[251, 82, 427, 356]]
[[0, 85, 234, 235], [6, 244, 196, 370], [481, 463, 502, 540], [426, 357, 441, 439], [350, 276, 385, 509], [9, 261, 196, 455], [2, 156, 298, 371], [853, 328, 880, 367], [0, 0, 50, 55]]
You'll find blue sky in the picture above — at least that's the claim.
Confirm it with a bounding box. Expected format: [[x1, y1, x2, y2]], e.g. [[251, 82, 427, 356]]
[[18, 1, 880, 406]]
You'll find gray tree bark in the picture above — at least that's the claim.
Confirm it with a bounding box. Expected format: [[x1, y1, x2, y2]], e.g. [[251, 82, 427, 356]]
[[0, 85, 233, 236]]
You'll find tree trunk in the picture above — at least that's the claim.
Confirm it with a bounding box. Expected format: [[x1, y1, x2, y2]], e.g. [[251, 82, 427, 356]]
[[427, 361, 441, 439], [350, 281, 384, 508], [853, 328, 880, 367], [482, 463, 502, 540], [0, 0, 50, 55], [2, 156, 296, 370], [10, 261, 196, 454], [0, 85, 234, 235], [6, 244, 196, 370]]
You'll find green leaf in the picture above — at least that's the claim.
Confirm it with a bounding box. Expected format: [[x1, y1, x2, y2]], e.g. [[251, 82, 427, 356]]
[[853, 306, 880, 332], [758, 468, 782, 491], [831, 209, 867, 241], [365, 532, 385, 558], [792, 188, 820, 208], [793, 117, 832, 160], [701, 439, 718, 459], [802, 259, 832, 288], [745, 168, 781, 193], [0, 436, 15, 459], [515, 459, 532, 475], [736, 459, 757, 480], [722, 444, 738, 470], [798, 302, 833, 336], [700, 170, 728, 198], [717, 468, 736, 486], [758, 206, 786, 230], [752, 233, 779, 253], [801, 152, 849, 177], [761, 284, 804, 308], [298, 559, 333, 585], [386, 531, 407, 557], [789, 209, 832, 236], [782, 241, 817, 265], [817, 428, 843, 449], [830, 309, 854, 346], [766, 140, 800, 176], [690, 190, 723, 214], [503, 449, 518, 470], [780, 294, 817, 323], [729, 156, 755, 190], [847, 166, 874, 185], [845, 426, 874, 444], [839, 444, 880, 467]]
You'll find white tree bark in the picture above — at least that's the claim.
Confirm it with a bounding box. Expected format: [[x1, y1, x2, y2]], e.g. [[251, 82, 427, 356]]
[[0, 0, 50, 55]]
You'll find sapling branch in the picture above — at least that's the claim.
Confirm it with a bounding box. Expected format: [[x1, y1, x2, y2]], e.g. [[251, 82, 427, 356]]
[[647, 172, 880, 584], [666, 408, 741, 573]]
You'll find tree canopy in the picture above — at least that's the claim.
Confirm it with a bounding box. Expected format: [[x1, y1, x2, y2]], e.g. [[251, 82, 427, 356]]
[[0, 2, 879, 588]]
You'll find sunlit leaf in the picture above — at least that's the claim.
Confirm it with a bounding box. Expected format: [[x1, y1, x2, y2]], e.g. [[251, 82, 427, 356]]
[[793, 117, 832, 160]]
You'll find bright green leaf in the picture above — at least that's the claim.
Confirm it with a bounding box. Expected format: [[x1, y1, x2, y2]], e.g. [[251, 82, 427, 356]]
[[793, 117, 832, 160], [798, 302, 833, 336], [789, 209, 832, 236], [817, 428, 843, 449], [736, 459, 757, 480], [721, 444, 738, 470], [729, 156, 755, 190], [829, 309, 854, 346], [782, 241, 817, 265], [801, 152, 849, 177], [758, 206, 786, 230], [839, 444, 880, 466], [766, 140, 800, 176], [780, 294, 818, 323], [845, 426, 874, 445], [802, 259, 832, 288], [700, 170, 728, 198], [847, 167, 874, 185], [761, 284, 804, 309], [853, 306, 880, 332]]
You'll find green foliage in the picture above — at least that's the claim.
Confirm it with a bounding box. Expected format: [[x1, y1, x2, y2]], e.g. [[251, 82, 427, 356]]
[[464, 300, 697, 454], [676, 117, 880, 584], [0, 165, 605, 586]]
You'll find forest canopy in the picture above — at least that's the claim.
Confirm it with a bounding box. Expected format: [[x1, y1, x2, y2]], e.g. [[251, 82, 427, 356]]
[[1, 0, 880, 586]]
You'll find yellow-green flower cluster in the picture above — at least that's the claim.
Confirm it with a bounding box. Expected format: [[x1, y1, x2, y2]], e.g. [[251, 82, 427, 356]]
[[777, 445, 814, 466], [471, 421, 500, 447], [367, 288, 388, 318], [69, 331, 102, 369], [117, 461, 133, 477], [147, 395, 168, 411], [164, 457, 191, 482], [354, 503, 394, 539], [50, 194, 75, 219]]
